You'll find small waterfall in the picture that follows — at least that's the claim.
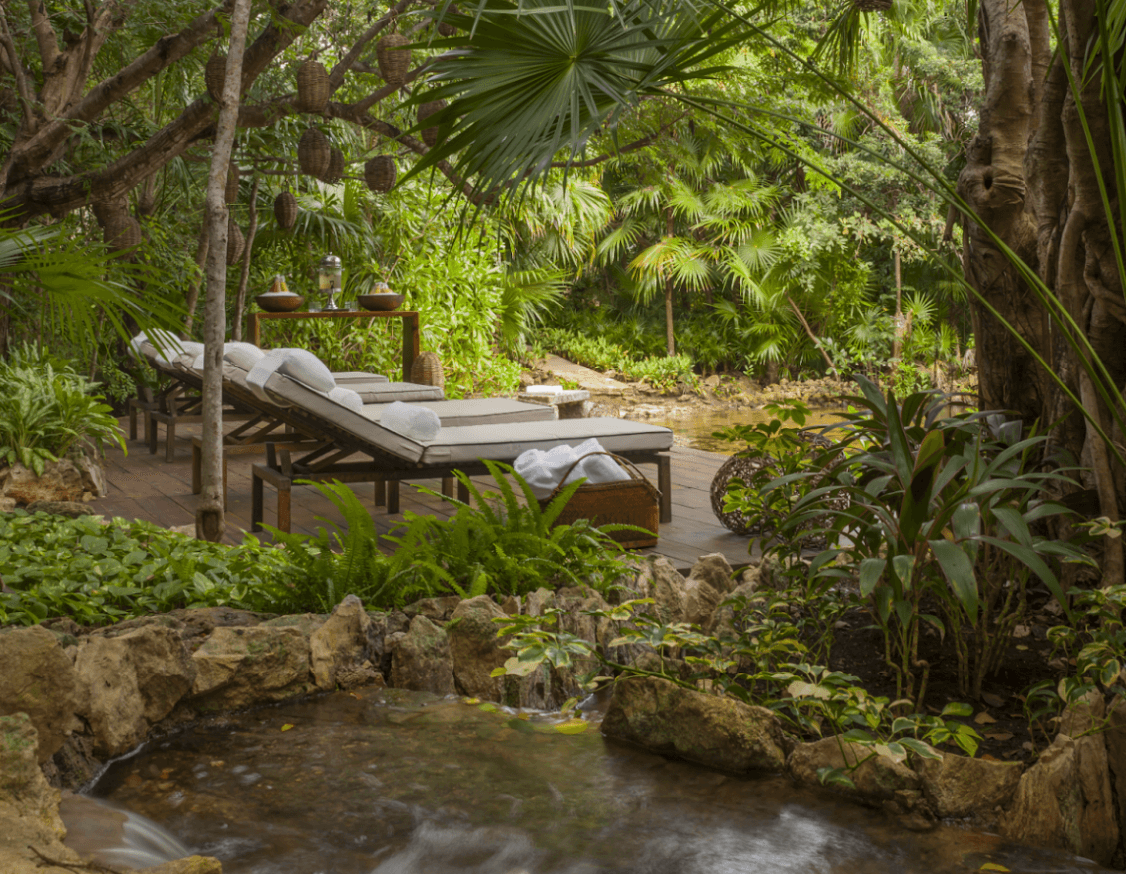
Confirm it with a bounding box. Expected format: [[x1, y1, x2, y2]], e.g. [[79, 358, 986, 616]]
[[60, 794, 191, 870]]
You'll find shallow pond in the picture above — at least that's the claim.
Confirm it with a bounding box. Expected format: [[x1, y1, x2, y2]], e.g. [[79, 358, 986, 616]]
[[647, 408, 847, 454], [65, 688, 1109, 874]]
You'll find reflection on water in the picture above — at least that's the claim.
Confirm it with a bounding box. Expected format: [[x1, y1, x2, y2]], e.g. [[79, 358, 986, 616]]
[[648, 408, 847, 454], [65, 688, 1109, 874]]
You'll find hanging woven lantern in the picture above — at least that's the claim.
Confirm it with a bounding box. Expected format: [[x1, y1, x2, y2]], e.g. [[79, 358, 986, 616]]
[[437, 4, 458, 36], [103, 214, 142, 259], [227, 218, 245, 265], [274, 191, 298, 230], [205, 51, 227, 101], [224, 160, 240, 204], [321, 147, 345, 184], [410, 351, 444, 388], [298, 128, 331, 178], [852, 0, 892, 9], [295, 57, 330, 113], [376, 33, 411, 88], [417, 99, 446, 149], [364, 156, 396, 193]]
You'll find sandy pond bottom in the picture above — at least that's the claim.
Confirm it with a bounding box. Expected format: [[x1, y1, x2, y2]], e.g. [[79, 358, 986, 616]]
[[60, 688, 1111, 874]]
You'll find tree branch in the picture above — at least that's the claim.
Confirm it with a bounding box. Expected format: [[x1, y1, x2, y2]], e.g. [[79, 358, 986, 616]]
[[25, 0, 60, 72], [0, 10, 36, 131], [327, 0, 416, 91]]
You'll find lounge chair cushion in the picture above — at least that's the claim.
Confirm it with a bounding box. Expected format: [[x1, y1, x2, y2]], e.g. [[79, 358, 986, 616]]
[[262, 371, 672, 466], [349, 382, 445, 404], [334, 372, 390, 385], [359, 398, 555, 427]]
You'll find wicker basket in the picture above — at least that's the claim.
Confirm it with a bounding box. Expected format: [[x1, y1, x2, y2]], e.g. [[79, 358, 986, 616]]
[[539, 453, 660, 548], [376, 33, 411, 88], [224, 160, 240, 204], [103, 213, 142, 259], [205, 51, 226, 101], [410, 350, 444, 387], [274, 191, 298, 230], [418, 99, 446, 148], [298, 128, 331, 178], [710, 454, 770, 535], [853, 0, 893, 9], [227, 218, 245, 265], [364, 156, 396, 192], [322, 147, 345, 184], [295, 57, 330, 113], [437, 4, 458, 36]]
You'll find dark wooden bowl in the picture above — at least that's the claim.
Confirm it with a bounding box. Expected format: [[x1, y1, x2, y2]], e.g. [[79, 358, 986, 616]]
[[358, 293, 405, 311], [256, 293, 305, 313]]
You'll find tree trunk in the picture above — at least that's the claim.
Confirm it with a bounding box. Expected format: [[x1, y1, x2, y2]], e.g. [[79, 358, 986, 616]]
[[184, 221, 210, 336], [196, 0, 253, 543], [664, 207, 675, 357], [960, 0, 1125, 586], [232, 175, 260, 342]]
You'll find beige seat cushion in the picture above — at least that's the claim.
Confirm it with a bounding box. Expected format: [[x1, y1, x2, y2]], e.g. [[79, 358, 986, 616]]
[[360, 398, 555, 428]]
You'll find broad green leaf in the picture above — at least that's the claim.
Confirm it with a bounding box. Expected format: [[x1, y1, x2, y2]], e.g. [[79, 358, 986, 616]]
[[858, 558, 886, 596], [930, 539, 979, 623]]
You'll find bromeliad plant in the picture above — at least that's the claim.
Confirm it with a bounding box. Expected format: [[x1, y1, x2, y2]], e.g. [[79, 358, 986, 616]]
[[784, 376, 1093, 704]]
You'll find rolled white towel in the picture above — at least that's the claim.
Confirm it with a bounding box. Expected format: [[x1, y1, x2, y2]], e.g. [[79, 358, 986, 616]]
[[223, 341, 266, 371], [526, 385, 564, 395], [380, 401, 440, 441], [245, 353, 289, 405], [328, 386, 363, 413], [276, 349, 335, 393]]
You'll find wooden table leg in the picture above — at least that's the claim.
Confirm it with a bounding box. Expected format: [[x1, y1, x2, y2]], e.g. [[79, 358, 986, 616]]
[[374, 477, 386, 507], [456, 480, 469, 505], [251, 467, 264, 532], [192, 442, 202, 494], [402, 312, 419, 381], [387, 480, 400, 515], [657, 454, 672, 524], [442, 476, 455, 498]]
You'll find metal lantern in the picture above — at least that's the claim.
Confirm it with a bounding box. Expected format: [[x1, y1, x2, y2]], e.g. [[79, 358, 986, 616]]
[[318, 253, 343, 311]]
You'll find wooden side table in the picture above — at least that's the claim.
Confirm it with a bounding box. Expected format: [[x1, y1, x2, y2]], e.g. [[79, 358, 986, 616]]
[[249, 310, 420, 380]]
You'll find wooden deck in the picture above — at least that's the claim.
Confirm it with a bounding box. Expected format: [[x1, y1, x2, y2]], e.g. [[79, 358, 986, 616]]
[[90, 420, 754, 572]]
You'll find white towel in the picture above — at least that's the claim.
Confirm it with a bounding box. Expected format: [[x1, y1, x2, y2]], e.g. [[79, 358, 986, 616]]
[[514, 438, 627, 499], [245, 351, 290, 405], [328, 386, 363, 413]]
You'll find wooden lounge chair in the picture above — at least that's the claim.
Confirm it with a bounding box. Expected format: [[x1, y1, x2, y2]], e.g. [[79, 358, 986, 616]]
[[231, 365, 673, 533]]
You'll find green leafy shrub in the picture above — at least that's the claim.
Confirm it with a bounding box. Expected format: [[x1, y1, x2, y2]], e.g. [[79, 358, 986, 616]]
[[0, 345, 125, 475], [541, 327, 697, 392], [0, 512, 293, 626]]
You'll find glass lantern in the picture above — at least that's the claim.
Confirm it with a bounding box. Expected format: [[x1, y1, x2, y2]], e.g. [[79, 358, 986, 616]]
[[318, 254, 343, 311]]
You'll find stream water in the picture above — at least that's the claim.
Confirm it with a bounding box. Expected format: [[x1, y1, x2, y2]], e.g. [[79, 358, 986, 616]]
[[647, 408, 847, 454], [63, 687, 1110, 874]]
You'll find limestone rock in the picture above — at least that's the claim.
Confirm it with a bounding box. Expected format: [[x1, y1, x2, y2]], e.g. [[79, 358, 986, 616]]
[[0, 714, 78, 873], [389, 615, 455, 694], [137, 856, 224, 874], [686, 553, 737, 595], [602, 674, 787, 773], [0, 626, 82, 761], [705, 580, 758, 637], [309, 595, 380, 691], [913, 750, 1022, 818], [1, 457, 105, 504], [634, 556, 686, 624], [740, 553, 789, 593], [403, 596, 462, 623], [190, 626, 312, 711], [682, 576, 722, 627], [787, 737, 920, 801], [524, 588, 555, 617], [75, 625, 196, 757], [448, 596, 509, 700], [23, 500, 94, 518], [999, 731, 1118, 864]]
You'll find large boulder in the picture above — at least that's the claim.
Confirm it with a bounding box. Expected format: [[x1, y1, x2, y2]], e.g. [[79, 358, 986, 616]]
[[913, 750, 1023, 818], [787, 737, 920, 802], [309, 595, 382, 691], [704, 580, 758, 637], [388, 615, 455, 695], [448, 596, 509, 700], [0, 714, 81, 874], [999, 696, 1118, 866], [602, 674, 787, 773], [189, 626, 312, 711], [682, 576, 722, 627], [75, 625, 196, 757], [0, 457, 105, 504], [634, 556, 687, 624], [0, 626, 82, 761]]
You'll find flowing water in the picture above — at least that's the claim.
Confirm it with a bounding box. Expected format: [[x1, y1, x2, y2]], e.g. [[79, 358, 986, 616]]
[[64, 688, 1110, 874]]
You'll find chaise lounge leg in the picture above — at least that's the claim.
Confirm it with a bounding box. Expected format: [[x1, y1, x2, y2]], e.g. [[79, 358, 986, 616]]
[[657, 455, 672, 524], [374, 477, 386, 507], [441, 476, 455, 498], [387, 481, 400, 515], [128, 403, 138, 441], [277, 482, 291, 533], [251, 468, 264, 532], [456, 480, 469, 505]]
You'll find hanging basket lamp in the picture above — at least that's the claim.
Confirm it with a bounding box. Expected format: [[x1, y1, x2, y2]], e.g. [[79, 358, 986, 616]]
[[364, 156, 396, 193], [376, 33, 411, 88], [298, 128, 331, 179], [417, 99, 446, 149], [322, 147, 345, 184], [274, 191, 298, 230], [295, 57, 330, 113], [227, 218, 245, 265], [437, 4, 459, 36], [411, 351, 444, 388], [103, 213, 143, 260]]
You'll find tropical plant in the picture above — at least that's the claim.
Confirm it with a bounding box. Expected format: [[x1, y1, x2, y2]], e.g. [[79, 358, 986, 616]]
[[0, 346, 125, 475], [784, 377, 1093, 702]]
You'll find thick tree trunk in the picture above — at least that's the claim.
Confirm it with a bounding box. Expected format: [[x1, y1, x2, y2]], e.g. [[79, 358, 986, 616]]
[[960, 0, 1125, 585], [197, 0, 253, 543]]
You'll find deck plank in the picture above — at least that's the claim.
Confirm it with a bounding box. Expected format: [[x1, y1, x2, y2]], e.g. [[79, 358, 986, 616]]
[[90, 421, 754, 572]]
